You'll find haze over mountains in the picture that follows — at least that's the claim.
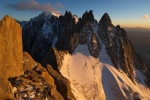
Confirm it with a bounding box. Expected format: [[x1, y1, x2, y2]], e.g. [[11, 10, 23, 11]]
[[0, 10, 150, 100], [125, 28, 150, 69]]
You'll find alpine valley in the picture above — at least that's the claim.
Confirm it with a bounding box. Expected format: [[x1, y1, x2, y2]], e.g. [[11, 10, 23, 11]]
[[0, 10, 150, 100]]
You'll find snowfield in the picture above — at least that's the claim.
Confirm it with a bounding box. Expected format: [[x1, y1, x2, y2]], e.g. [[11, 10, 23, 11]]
[[60, 44, 150, 100]]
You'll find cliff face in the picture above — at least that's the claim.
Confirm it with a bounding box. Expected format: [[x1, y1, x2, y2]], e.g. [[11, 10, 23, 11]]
[[0, 15, 23, 99], [21, 52, 75, 100], [98, 14, 135, 82]]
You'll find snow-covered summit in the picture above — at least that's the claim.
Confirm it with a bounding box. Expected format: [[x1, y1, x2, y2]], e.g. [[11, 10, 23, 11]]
[[52, 12, 61, 18]]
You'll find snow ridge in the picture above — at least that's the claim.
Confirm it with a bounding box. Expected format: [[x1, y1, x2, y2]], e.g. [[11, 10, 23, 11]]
[[59, 24, 150, 100], [60, 44, 150, 100]]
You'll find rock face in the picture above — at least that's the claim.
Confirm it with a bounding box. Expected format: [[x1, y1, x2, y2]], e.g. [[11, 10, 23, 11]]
[[22, 11, 102, 70], [9, 68, 64, 100], [23, 51, 38, 71], [98, 14, 135, 82], [22, 51, 74, 100], [0, 15, 23, 99], [41, 71, 64, 100], [47, 64, 76, 100], [88, 32, 101, 57], [98, 13, 150, 84]]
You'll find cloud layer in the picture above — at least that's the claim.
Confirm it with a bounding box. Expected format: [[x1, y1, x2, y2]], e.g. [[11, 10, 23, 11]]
[[143, 14, 149, 19], [56, 3, 65, 9], [6, 0, 63, 13]]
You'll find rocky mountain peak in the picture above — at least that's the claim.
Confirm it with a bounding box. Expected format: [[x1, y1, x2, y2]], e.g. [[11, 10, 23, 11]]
[[99, 13, 112, 26], [37, 12, 60, 19], [116, 25, 121, 29], [1, 15, 12, 22], [1, 15, 21, 28], [65, 10, 72, 16], [81, 10, 94, 24], [59, 10, 74, 22], [39, 12, 52, 17]]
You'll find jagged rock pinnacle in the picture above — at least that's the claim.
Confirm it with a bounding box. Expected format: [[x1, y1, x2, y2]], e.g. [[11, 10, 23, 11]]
[[99, 13, 112, 26], [0, 15, 23, 77], [0, 15, 23, 99]]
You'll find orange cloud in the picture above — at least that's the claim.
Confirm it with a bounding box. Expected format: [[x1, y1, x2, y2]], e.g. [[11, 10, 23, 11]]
[[6, 0, 64, 13], [56, 3, 65, 9], [143, 14, 149, 19]]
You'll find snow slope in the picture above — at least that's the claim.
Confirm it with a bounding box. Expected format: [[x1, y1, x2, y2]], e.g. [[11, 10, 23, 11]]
[[21, 11, 150, 99], [60, 44, 150, 100]]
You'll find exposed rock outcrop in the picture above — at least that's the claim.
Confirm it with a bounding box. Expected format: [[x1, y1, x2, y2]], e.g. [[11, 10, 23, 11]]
[[88, 32, 101, 57], [9, 69, 64, 100], [47, 64, 76, 100], [98, 14, 135, 82], [0, 15, 23, 99], [134, 53, 150, 87], [7, 50, 65, 100], [23, 51, 38, 71], [41, 71, 64, 100], [22, 51, 69, 99]]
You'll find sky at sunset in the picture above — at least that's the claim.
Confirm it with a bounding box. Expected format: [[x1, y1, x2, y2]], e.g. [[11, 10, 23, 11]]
[[0, 0, 150, 28]]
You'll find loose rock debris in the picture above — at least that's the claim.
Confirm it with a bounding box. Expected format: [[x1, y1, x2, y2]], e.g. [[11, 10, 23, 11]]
[[9, 70, 54, 100]]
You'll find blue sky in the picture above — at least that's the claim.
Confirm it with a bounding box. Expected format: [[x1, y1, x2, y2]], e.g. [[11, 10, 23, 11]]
[[0, 0, 150, 28]]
